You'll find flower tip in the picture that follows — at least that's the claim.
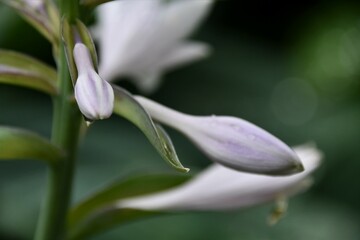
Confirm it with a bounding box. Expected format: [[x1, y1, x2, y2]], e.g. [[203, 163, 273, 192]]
[[283, 161, 305, 176], [295, 161, 305, 173], [270, 154, 305, 176], [278, 146, 310, 175]]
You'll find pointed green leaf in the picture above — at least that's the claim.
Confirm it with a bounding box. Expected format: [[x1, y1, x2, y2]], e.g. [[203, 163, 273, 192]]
[[61, 18, 99, 84], [2, 0, 57, 43], [0, 68, 56, 94], [68, 174, 190, 240], [0, 49, 57, 80], [75, 19, 99, 71], [0, 49, 58, 94], [112, 86, 189, 173], [70, 209, 158, 240], [61, 17, 77, 84], [0, 126, 64, 164], [46, 1, 60, 39]]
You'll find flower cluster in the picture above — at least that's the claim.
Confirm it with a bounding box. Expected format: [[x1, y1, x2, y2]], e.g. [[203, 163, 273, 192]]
[[62, 0, 318, 205], [69, 0, 320, 212], [0, 0, 323, 237]]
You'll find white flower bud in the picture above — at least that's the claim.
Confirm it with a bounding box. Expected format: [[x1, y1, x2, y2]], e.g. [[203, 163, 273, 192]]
[[73, 43, 114, 120], [134, 96, 304, 175], [117, 144, 322, 211]]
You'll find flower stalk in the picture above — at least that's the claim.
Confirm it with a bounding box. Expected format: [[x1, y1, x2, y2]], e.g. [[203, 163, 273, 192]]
[[34, 0, 83, 239]]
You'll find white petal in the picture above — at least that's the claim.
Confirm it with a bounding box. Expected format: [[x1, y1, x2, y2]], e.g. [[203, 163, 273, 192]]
[[73, 43, 94, 76], [161, 42, 211, 70], [126, 0, 214, 83], [74, 72, 114, 120], [131, 71, 162, 94], [105, 42, 210, 93], [95, 0, 213, 93], [118, 144, 322, 211], [160, 0, 213, 43], [97, 0, 163, 81]]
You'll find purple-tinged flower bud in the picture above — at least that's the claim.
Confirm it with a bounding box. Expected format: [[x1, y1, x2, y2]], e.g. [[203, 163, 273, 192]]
[[134, 96, 304, 176], [73, 43, 114, 121]]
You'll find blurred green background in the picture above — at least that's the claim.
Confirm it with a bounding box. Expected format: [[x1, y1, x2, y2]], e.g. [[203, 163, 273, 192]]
[[1, 0, 360, 239]]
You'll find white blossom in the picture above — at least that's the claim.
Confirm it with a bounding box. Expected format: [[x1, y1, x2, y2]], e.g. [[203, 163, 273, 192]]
[[95, 0, 213, 93], [118, 144, 322, 211]]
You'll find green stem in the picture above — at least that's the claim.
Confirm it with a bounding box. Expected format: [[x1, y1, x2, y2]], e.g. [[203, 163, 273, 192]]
[[59, 0, 79, 22], [80, 0, 112, 8], [35, 1, 82, 239]]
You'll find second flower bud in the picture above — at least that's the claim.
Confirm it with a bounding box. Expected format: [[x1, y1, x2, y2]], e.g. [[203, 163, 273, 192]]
[[73, 43, 114, 121]]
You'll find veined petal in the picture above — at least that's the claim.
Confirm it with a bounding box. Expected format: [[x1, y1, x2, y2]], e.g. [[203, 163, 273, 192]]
[[73, 43, 114, 120], [134, 96, 303, 175], [117, 144, 322, 211]]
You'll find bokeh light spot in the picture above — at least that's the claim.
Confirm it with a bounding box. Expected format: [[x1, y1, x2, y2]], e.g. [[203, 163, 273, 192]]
[[270, 78, 318, 126]]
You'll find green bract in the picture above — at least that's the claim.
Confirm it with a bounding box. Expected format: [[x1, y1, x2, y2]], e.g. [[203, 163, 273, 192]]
[[75, 20, 98, 71], [61, 18, 99, 84], [61, 18, 77, 83], [113, 86, 189, 173]]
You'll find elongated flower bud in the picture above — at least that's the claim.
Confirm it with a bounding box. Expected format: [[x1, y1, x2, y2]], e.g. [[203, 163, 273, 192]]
[[118, 144, 322, 211], [73, 43, 114, 120], [134, 96, 303, 176]]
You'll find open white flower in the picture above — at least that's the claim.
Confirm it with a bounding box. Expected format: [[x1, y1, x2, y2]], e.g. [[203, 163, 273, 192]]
[[73, 43, 114, 120], [118, 144, 322, 211], [95, 0, 213, 93], [135, 96, 303, 175]]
